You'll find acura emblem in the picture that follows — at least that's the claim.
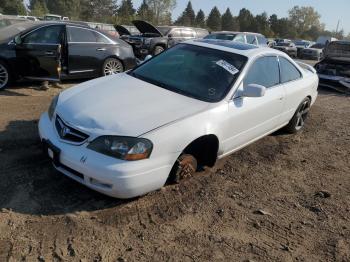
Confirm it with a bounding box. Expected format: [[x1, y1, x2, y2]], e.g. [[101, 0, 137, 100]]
[[61, 126, 70, 137], [80, 156, 87, 163]]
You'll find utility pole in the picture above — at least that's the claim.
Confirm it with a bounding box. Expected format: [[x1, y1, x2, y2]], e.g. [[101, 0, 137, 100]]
[[335, 20, 340, 34]]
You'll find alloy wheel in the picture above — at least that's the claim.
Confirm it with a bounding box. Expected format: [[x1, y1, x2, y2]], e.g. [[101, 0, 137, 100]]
[[295, 100, 310, 130], [103, 59, 123, 76], [0, 63, 9, 89]]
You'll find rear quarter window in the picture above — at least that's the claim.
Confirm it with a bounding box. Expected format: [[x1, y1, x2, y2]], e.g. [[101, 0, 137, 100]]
[[279, 57, 302, 83]]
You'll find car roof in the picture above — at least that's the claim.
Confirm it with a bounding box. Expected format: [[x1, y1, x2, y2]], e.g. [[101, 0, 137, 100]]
[[186, 39, 284, 57]]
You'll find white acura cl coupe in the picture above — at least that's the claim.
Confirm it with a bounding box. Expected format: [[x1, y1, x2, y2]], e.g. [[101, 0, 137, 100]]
[[39, 39, 318, 198]]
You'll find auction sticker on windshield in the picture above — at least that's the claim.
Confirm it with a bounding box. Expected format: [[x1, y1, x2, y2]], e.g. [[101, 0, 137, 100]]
[[216, 60, 239, 75]]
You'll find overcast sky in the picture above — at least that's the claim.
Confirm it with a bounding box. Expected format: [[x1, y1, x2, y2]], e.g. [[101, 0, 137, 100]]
[[132, 0, 349, 34]]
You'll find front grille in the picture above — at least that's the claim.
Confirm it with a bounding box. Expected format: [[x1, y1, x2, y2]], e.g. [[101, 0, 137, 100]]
[[55, 115, 89, 143]]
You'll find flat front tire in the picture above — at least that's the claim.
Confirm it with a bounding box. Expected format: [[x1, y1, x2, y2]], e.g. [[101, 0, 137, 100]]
[[0, 61, 10, 90], [285, 97, 311, 133], [102, 58, 124, 76], [170, 154, 198, 184]]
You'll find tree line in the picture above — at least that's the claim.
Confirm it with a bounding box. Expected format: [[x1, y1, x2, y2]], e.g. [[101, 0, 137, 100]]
[[0, 0, 348, 40]]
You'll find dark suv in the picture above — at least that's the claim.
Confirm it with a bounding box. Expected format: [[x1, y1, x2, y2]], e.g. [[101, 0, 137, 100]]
[[123, 20, 209, 58]]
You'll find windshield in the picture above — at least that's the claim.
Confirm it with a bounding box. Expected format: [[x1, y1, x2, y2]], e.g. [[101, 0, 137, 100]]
[[277, 42, 291, 47], [130, 44, 247, 102], [205, 33, 236, 41], [310, 44, 324, 49], [295, 41, 307, 46], [44, 16, 61, 21]]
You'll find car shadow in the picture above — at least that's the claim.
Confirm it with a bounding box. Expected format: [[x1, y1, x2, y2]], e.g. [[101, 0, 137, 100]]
[[0, 120, 131, 216]]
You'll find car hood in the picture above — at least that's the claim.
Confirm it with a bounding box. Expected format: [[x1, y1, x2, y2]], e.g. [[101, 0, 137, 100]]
[[132, 20, 162, 36], [324, 41, 350, 62], [56, 73, 209, 137], [115, 25, 131, 36]]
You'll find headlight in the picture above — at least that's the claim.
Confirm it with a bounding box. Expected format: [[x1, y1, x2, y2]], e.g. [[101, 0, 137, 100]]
[[87, 136, 153, 161], [48, 94, 59, 120]]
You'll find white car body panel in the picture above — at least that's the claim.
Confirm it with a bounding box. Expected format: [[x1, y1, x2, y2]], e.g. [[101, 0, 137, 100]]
[[57, 74, 210, 138], [39, 40, 319, 198]]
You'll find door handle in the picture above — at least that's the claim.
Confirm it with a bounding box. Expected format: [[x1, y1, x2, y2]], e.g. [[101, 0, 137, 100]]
[[45, 51, 54, 55], [96, 48, 106, 51]]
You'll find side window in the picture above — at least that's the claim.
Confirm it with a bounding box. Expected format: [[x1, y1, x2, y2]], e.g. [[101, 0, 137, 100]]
[[23, 25, 63, 44], [244, 56, 280, 88], [246, 35, 256, 45], [95, 32, 110, 43], [234, 34, 246, 43], [257, 36, 267, 45], [170, 29, 182, 37], [67, 27, 97, 43], [181, 29, 195, 38], [279, 57, 302, 83]]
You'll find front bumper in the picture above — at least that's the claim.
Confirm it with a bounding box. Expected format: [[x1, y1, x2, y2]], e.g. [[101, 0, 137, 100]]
[[38, 113, 174, 198]]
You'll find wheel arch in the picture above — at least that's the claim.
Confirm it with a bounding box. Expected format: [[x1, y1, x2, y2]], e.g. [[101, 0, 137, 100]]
[[181, 134, 220, 168], [101, 56, 125, 75]]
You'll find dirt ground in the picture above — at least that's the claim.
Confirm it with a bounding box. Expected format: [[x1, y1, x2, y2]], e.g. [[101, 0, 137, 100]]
[[0, 77, 350, 261]]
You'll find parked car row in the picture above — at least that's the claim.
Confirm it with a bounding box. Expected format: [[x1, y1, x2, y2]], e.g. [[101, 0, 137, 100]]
[[121, 20, 209, 58]]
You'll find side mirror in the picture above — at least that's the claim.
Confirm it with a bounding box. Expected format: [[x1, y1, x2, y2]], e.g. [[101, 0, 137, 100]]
[[168, 34, 173, 38], [14, 35, 22, 45], [242, 84, 266, 98]]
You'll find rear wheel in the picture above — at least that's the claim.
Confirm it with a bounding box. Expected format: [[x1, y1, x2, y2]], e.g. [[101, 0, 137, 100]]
[[0, 61, 10, 90], [284, 97, 311, 133], [102, 58, 124, 76], [153, 45, 165, 56]]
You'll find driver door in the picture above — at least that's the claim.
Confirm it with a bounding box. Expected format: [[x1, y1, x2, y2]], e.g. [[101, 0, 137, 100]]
[[15, 24, 64, 81], [222, 56, 285, 154]]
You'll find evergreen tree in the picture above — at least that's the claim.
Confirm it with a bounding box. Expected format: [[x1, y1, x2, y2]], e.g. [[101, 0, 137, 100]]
[[117, 0, 136, 24], [255, 12, 272, 37], [137, 0, 154, 23], [195, 9, 205, 28], [206, 6, 221, 31], [146, 0, 176, 25], [2, 0, 26, 15], [238, 8, 255, 32], [175, 1, 195, 26], [80, 0, 118, 23], [30, 0, 48, 17], [46, 0, 80, 20], [221, 8, 235, 31]]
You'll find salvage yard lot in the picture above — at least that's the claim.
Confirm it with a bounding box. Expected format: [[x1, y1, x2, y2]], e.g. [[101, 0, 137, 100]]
[[0, 77, 350, 261]]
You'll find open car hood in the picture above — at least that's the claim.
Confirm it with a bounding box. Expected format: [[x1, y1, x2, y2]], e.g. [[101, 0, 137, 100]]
[[324, 41, 350, 62], [132, 20, 162, 36], [115, 25, 131, 36]]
